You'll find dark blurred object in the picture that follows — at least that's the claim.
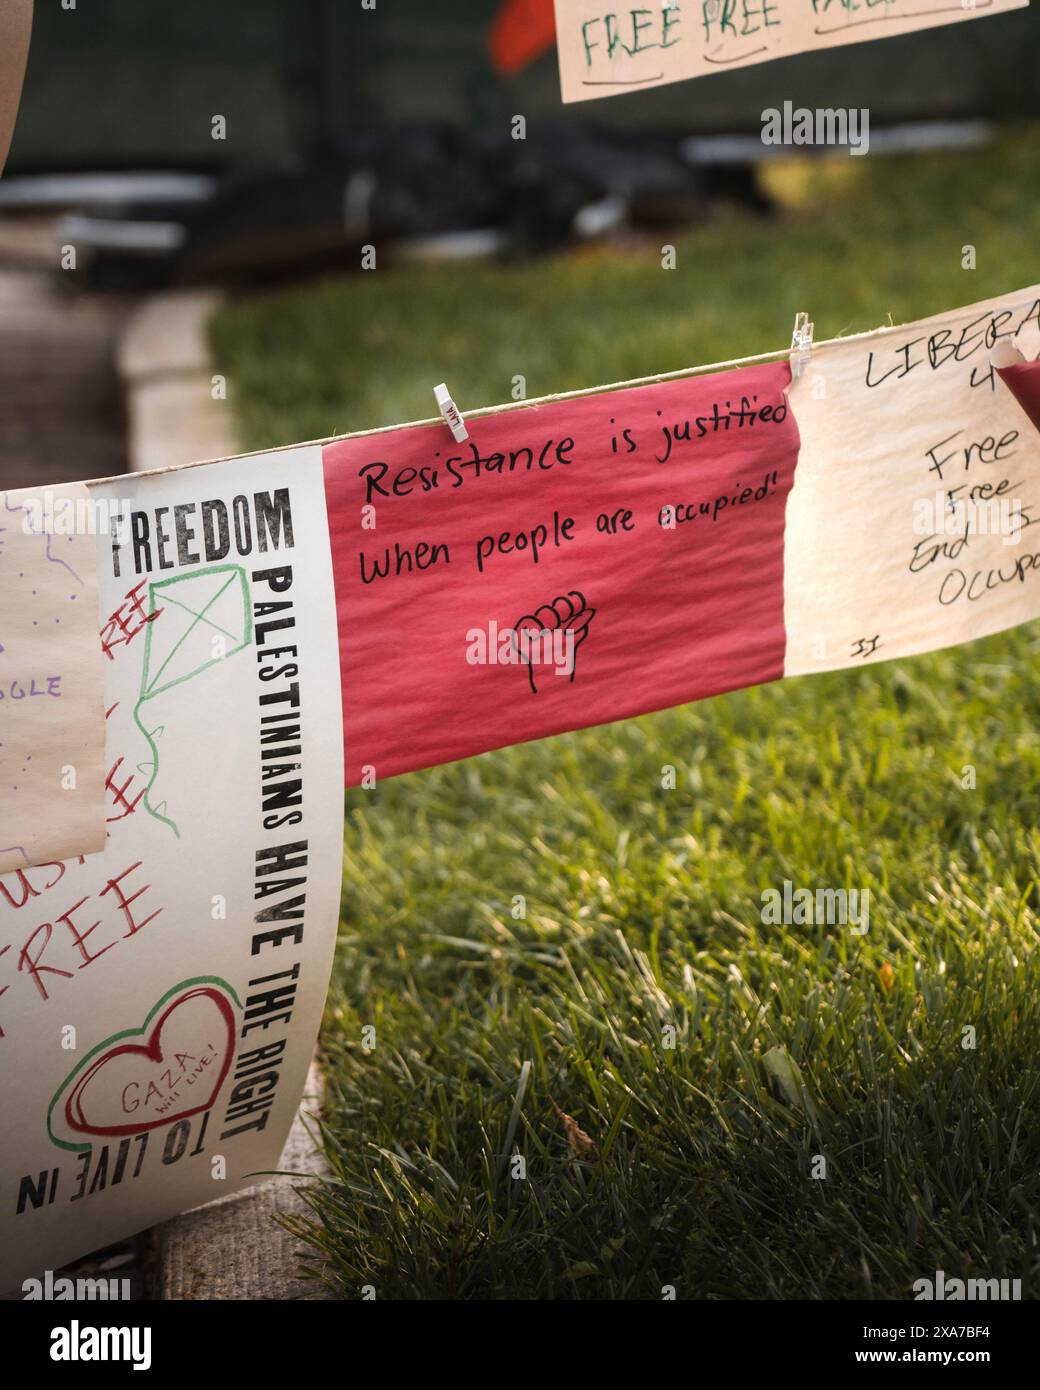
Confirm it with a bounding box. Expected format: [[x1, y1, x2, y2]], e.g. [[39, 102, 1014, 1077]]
[[0, 110, 1000, 293], [0, 121, 774, 291]]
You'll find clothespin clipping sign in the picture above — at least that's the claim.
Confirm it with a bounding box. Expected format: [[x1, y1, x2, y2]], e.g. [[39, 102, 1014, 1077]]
[[790, 312, 814, 381], [434, 383, 468, 442]]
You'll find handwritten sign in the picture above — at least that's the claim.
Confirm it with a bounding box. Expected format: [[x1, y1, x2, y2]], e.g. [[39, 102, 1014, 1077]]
[[324, 362, 801, 783], [323, 283, 1040, 786], [552, 0, 1029, 102], [0, 447, 344, 1288], [784, 285, 1040, 675], [0, 0, 33, 174], [0, 482, 106, 876]]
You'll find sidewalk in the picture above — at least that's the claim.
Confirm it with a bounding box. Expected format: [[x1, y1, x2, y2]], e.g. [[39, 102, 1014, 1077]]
[[0, 264, 132, 489]]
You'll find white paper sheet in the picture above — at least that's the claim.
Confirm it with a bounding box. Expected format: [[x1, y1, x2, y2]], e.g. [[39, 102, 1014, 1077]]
[[0, 446, 344, 1289], [553, 0, 1029, 103], [785, 285, 1040, 675], [0, 482, 106, 875]]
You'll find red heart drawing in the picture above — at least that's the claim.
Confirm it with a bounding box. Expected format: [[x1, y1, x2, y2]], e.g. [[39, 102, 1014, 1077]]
[[64, 985, 235, 1137]]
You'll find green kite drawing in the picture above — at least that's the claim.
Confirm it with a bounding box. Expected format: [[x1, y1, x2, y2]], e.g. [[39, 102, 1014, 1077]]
[[134, 565, 252, 837]]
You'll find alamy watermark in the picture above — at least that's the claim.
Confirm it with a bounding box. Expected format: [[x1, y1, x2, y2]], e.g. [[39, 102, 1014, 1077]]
[[49, 1322, 151, 1371], [761, 101, 869, 157], [13, 491, 134, 540], [761, 879, 870, 934], [23, 1269, 130, 1300], [912, 489, 1027, 548], [466, 621, 575, 681], [913, 1269, 1021, 1301]]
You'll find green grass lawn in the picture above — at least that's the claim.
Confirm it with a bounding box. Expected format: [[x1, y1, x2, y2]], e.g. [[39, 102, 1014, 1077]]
[[211, 128, 1040, 1299]]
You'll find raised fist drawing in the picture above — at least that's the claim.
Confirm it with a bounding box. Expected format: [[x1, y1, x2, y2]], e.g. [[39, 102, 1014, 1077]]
[[513, 590, 595, 695]]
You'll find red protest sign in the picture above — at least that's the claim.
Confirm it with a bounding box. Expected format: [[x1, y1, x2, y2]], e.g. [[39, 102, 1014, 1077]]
[[323, 362, 799, 784]]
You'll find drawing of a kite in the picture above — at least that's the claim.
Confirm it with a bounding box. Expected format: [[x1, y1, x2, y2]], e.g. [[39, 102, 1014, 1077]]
[[134, 565, 252, 836]]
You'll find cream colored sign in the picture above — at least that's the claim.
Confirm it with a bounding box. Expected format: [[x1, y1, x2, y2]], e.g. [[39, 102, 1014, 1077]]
[[0, 0, 33, 174], [0, 482, 106, 875], [785, 285, 1040, 677], [553, 0, 1028, 102]]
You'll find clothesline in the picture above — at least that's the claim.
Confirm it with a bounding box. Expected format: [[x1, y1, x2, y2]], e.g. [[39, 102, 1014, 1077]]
[[81, 292, 1040, 485]]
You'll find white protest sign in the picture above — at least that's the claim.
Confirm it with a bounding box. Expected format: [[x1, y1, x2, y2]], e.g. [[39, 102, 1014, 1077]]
[[553, 0, 1029, 103], [0, 445, 343, 1288], [785, 285, 1040, 675]]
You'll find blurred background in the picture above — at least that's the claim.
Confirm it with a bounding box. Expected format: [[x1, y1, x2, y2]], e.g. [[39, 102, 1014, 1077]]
[[1, 0, 1038, 489]]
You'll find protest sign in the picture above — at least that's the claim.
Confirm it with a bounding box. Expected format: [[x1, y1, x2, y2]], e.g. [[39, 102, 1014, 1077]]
[[324, 362, 801, 784], [552, 0, 1029, 103], [0, 447, 344, 1289], [324, 283, 1040, 784], [0, 482, 106, 876], [784, 284, 1040, 674], [5, 281, 1040, 1284]]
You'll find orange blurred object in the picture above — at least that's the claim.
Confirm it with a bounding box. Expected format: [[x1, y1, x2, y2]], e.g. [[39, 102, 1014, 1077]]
[[488, 0, 557, 76]]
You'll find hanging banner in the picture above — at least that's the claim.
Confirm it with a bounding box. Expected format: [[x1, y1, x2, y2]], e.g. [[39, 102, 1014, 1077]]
[[0, 482, 107, 876], [552, 0, 1029, 103], [784, 285, 1040, 675], [324, 283, 1040, 785], [324, 362, 801, 784], [4, 280, 1040, 1285], [0, 447, 344, 1290]]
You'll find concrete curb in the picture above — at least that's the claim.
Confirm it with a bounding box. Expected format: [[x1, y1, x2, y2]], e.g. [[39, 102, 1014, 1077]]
[[118, 294, 333, 1300], [117, 289, 236, 474]]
